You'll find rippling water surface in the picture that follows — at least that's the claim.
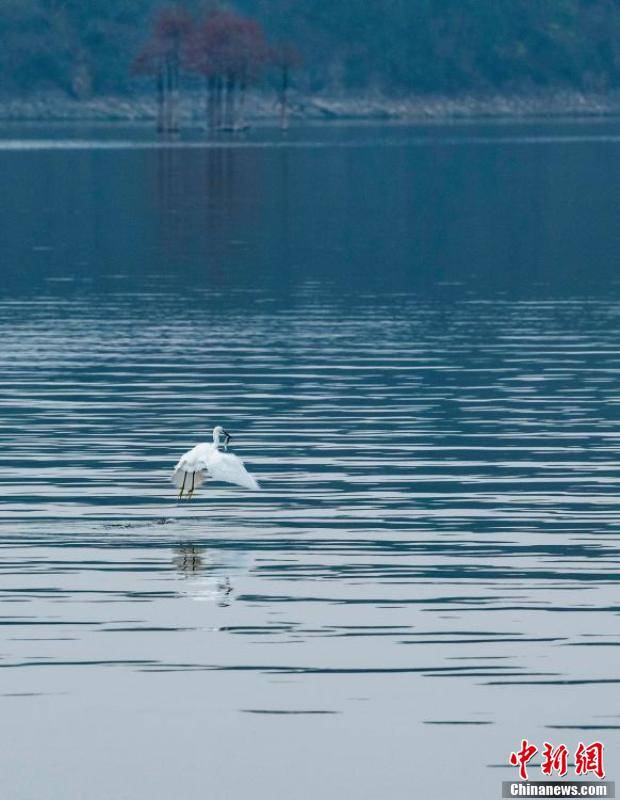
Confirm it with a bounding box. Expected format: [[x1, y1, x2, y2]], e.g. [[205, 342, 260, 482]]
[[1, 121, 619, 799]]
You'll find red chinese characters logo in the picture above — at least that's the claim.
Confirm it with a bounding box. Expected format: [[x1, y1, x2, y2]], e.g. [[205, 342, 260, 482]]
[[575, 741, 605, 779], [509, 740, 605, 781], [541, 742, 569, 777], [509, 740, 538, 780]]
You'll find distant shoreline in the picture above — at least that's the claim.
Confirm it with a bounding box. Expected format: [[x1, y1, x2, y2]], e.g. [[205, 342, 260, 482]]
[[2, 89, 620, 123]]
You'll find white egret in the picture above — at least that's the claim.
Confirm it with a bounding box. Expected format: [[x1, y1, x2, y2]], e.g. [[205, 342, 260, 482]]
[[172, 426, 260, 499]]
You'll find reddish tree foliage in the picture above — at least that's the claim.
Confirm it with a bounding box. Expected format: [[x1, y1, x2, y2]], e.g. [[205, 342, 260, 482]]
[[133, 6, 193, 132], [189, 11, 268, 82], [187, 9, 269, 129], [134, 4, 295, 133], [133, 7, 193, 76]]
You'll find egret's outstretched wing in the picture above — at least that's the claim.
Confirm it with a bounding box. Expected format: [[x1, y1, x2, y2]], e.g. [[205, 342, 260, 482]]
[[200, 450, 260, 491], [171, 442, 259, 493]]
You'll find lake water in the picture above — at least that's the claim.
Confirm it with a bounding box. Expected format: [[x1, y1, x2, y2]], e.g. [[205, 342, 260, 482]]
[[1, 120, 619, 799]]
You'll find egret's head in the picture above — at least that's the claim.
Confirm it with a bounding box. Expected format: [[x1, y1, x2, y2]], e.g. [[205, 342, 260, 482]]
[[213, 425, 232, 446]]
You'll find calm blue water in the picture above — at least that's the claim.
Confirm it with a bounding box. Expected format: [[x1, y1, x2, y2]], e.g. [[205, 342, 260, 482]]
[[1, 121, 619, 799]]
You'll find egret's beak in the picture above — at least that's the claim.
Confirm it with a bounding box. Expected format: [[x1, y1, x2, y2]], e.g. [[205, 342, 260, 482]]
[[223, 430, 232, 447]]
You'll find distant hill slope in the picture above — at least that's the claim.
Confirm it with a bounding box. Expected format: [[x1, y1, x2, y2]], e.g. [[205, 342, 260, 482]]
[[1, 0, 619, 97]]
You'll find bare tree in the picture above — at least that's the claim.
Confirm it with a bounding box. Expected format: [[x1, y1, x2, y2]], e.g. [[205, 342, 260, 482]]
[[187, 8, 268, 132], [133, 6, 192, 133], [270, 42, 301, 130]]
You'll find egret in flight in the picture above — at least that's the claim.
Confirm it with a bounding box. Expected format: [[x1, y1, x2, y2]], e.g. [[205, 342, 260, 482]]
[[172, 426, 260, 499]]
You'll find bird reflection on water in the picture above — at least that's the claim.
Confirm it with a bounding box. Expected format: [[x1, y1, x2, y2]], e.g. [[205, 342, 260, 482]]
[[172, 544, 205, 573], [173, 544, 233, 607]]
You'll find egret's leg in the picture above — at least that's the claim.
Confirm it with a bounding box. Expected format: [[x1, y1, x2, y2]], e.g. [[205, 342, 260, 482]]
[[179, 471, 187, 500], [188, 472, 195, 500]]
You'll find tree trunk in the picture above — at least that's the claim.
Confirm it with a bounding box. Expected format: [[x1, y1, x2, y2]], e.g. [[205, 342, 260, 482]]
[[169, 59, 178, 132], [224, 74, 235, 130], [235, 79, 247, 130], [279, 65, 289, 130], [214, 76, 223, 130], [158, 55, 179, 134], [164, 60, 172, 133], [207, 76, 216, 130], [156, 66, 165, 133], [165, 56, 179, 133]]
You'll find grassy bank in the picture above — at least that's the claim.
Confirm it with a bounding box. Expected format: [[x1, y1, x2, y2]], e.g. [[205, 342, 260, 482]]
[[2, 89, 620, 124]]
